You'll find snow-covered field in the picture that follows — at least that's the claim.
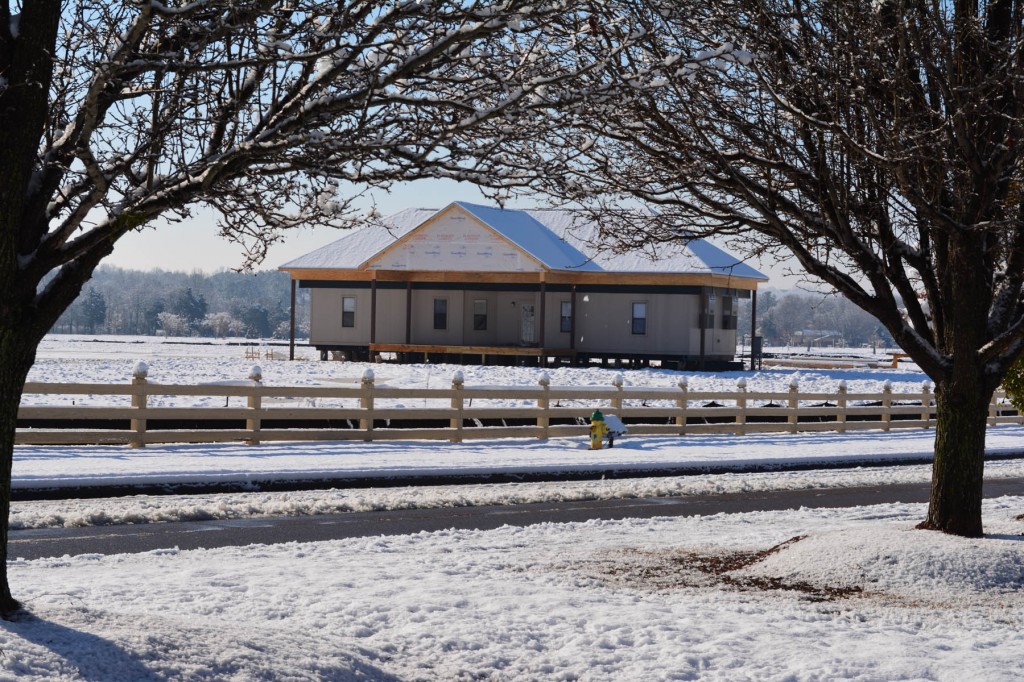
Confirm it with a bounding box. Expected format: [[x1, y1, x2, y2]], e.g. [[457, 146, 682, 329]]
[[2, 335, 1022, 680], [5, 500, 1023, 681], [27, 336, 918, 393], [26, 335, 929, 407]]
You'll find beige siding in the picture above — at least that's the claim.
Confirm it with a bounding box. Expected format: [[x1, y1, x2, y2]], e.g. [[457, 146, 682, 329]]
[[686, 293, 738, 358], [310, 286, 737, 358], [309, 289, 370, 345], [461, 293, 499, 345], [374, 289, 407, 343], [541, 294, 573, 347], [574, 292, 716, 356], [409, 289, 465, 345], [308, 289, 337, 345]]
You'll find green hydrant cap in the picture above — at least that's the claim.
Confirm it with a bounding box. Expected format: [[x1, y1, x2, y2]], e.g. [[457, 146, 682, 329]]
[[591, 410, 604, 421]]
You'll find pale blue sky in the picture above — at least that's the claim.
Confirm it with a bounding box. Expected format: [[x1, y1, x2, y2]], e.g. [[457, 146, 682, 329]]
[[103, 179, 496, 274]]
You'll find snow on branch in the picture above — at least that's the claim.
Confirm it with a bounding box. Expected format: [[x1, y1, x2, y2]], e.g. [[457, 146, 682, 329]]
[[27, 0, 620, 274]]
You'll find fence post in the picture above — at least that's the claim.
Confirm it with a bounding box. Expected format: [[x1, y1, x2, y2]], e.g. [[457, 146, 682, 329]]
[[246, 365, 262, 445], [921, 381, 932, 427], [989, 389, 999, 426], [611, 373, 624, 412], [735, 377, 747, 435], [788, 378, 799, 433], [837, 380, 847, 433], [130, 362, 149, 448], [676, 377, 688, 435], [450, 370, 464, 443], [881, 380, 892, 431], [537, 371, 550, 440], [360, 368, 375, 441]]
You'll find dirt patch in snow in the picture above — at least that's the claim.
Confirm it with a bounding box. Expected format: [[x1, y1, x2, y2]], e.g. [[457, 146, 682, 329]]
[[567, 521, 1024, 611], [567, 535, 863, 602]]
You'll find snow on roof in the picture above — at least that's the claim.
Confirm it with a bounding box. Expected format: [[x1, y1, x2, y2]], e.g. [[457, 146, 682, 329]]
[[524, 208, 767, 279], [455, 202, 601, 271], [277, 208, 424, 270], [280, 202, 768, 280]]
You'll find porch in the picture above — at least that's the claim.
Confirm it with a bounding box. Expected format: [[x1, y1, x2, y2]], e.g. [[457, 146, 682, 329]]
[[325, 343, 578, 366]]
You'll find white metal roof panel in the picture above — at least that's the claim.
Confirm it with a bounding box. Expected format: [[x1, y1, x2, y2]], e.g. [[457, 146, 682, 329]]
[[280, 203, 768, 281]]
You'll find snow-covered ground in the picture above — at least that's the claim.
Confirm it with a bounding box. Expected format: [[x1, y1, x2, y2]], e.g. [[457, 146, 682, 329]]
[[2, 335, 1022, 680], [4, 500, 1022, 680], [26, 335, 929, 408]]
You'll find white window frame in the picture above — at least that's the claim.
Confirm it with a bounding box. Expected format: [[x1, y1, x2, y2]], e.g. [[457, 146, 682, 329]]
[[433, 297, 448, 330], [342, 296, 356, 328], [560, 301, 572, 333], [473, 299, 487, 331], [631, 301, 647, 335], [722, 295, 738, 330]]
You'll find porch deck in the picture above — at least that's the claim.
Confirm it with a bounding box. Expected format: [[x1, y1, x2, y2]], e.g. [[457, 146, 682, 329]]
[[369, 343, 577, 365]]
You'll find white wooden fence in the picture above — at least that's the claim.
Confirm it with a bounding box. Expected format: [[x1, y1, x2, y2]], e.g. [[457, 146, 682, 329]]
[[15, 367, 1023, 447]]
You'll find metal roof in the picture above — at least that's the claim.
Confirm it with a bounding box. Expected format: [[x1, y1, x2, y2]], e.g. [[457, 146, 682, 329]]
[[280, 202, 768, 281]]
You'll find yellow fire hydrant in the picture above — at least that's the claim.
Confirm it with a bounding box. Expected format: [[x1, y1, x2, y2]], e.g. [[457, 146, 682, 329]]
[[589, 410, 609, 450]]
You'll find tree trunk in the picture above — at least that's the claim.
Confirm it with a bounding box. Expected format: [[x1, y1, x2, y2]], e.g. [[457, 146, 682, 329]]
[[0, 325, 37, 615], [919, 378, 991, 537]]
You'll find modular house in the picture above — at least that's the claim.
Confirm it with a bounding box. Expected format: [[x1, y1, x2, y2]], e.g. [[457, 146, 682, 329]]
[[279, 202, 768, 368]]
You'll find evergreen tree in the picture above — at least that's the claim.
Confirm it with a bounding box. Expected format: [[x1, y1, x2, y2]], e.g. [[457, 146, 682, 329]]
[[170, 288, 208, 327], [79, 289, 107, 334]]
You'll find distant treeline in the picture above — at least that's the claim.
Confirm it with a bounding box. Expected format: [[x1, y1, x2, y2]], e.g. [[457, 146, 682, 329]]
[[740, 290, 895, 349], [52, 267, 309, 339], [54, 269, 891, 348]]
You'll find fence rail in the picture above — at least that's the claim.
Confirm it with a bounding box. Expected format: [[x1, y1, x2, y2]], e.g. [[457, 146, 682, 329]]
[[15, 368, 1023, 447]]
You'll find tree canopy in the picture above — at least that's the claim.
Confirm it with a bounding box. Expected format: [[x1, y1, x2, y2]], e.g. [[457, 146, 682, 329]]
[[3, 0, 1021, 617], [0, 0, 624, 614], [493, 0, 1024, 536]]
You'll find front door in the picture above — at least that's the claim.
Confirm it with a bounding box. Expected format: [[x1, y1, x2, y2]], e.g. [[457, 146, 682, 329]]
[[520, 303, 536, 345]]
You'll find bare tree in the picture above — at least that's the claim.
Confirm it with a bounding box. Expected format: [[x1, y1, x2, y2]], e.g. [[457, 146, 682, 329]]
[[0, 0, 617, 614], [501, 1, 1024, 537]]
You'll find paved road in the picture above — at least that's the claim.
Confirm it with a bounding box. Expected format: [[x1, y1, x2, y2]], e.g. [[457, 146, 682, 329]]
[[11, 477, 1024, 560]]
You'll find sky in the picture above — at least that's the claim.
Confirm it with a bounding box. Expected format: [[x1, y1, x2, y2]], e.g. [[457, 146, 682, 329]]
[[100, 178, 810, 288], [101, 178, 491, 274]]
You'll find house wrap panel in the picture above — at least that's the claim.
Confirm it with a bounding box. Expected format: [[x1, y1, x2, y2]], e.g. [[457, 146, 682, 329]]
[[365, 208, 543, 273]]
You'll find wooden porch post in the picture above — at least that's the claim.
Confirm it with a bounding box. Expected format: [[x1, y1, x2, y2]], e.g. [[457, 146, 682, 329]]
[[538, 279, 547, 352], [699, 288, 707, 370], [750, 289, 758, 370], [405, 281, 412, 345], [289, 279, 296, 361], [540, 278, 548, 366], [370, 275, 378, 346], [570, 284, 577, 350], [569, 282, 577, 364]]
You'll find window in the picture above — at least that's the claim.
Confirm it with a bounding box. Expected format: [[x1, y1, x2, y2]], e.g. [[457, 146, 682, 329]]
[[473, 299, 487, 331], [699, 293, 715, 329], [560, 301, 572, 333], [342, 297, 356, 328], [433, 298, 448, 330], [722, 296, 738, 330], [631, 302, 647, 335]]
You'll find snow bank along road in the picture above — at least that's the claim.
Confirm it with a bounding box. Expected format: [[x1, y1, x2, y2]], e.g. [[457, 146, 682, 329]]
[[12, 476, 1024, 561], [14, 427, 1024, 498]]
